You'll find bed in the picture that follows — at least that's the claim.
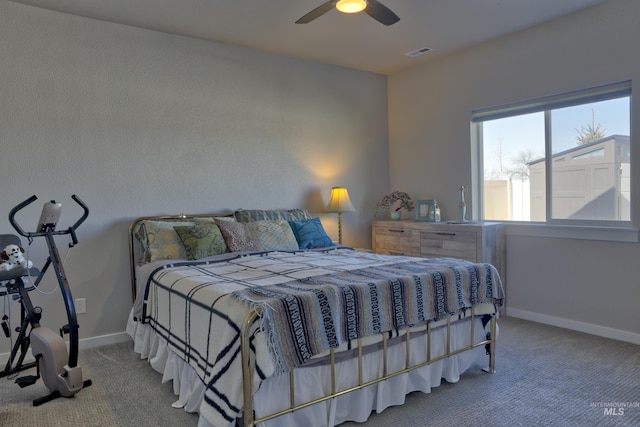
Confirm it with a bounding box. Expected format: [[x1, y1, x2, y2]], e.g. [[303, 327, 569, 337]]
[[125, 209, 504, 427]]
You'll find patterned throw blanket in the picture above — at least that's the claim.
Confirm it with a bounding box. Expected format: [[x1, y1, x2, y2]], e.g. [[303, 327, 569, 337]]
[[231, 256, 503, 373], [140, 249, 503, 427]]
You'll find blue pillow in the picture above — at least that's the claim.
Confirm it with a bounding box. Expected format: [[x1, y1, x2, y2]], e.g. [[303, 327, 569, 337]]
[[288, 218, 334, 249]]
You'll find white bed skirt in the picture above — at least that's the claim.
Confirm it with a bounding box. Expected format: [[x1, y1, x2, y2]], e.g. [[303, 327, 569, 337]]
[[126, 309, 490, 427]]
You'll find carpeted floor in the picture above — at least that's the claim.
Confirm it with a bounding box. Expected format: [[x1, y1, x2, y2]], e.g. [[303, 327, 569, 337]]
[[1, 317, 639, 426]]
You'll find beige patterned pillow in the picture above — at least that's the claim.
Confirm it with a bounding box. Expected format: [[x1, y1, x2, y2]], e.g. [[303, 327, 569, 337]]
[[214, 219, 259, 252], [139, 220, 195, 261], [246, 220, 299, 251]]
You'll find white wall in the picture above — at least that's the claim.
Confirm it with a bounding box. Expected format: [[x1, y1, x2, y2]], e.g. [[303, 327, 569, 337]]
[[0, 1, 389, 354], [388, 0, 640, 342]]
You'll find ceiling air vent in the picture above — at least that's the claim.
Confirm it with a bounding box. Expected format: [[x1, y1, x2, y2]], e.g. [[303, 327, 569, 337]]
[[405, 47, 433, 57]]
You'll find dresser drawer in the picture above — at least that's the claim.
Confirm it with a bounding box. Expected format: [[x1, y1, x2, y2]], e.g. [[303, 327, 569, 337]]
[[372, 220, 505, 310], [373, 225, 420, 256], [419, 230, 477, 261]]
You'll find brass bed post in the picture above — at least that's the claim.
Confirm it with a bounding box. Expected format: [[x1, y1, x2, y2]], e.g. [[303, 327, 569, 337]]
[[289, 370, 295, 413], [404, 329, 411, 369], [128, 219, 139, 304], [241, 307, 261, 427], [426, 322, 432, 362], [488, 315, 497, 373], [382, 334, 388, 377], [446, 317, 451, 355], [470, 308, 476, 347], [357, 338, 363, 386], [330, 349, 336, 395]]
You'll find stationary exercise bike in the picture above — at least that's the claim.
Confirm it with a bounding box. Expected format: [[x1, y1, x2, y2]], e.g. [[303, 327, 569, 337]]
[[0, 195, 91, 406]]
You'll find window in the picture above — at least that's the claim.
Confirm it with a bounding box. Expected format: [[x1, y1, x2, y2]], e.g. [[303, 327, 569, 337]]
[[472, 81, 631, 226]]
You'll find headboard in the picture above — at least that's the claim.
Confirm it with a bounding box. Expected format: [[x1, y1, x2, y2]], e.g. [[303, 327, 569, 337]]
[[128, 212, 234, 303], [127, 208, 315, 303]]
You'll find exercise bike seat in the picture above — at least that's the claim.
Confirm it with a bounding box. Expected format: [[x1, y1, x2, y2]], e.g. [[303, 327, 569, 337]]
[[0, 234, 40, 296]]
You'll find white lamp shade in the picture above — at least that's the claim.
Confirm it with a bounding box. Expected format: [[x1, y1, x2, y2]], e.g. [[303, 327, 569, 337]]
[[326, 187, 356, 213], [336, 0, 367, 14]]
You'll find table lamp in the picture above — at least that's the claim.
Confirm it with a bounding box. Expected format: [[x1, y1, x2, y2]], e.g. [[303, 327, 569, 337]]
[[326, 186, 356, 244]]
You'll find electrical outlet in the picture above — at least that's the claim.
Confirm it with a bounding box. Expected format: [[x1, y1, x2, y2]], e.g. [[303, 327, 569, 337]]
[[75, 298, 86, 314]]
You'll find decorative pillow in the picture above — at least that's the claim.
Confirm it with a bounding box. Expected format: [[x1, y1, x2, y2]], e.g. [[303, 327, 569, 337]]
[[288, 217, 334, 249], [214, 219, 259, 252], [173, 224, 228, 260], [137, 220, 196, 262], [246, 220, 299, 251], [234, 209, 312, 223]]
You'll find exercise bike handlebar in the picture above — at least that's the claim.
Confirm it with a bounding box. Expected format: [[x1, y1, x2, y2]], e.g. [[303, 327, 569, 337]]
[[69, 195, 90, 232], [8, 195, 38, 237], [9, 195, 90, 239]]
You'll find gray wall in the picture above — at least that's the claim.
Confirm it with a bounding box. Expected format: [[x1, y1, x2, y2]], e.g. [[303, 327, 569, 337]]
[[0, 1, 389, 353], [2, 0, 638, 359], [388, 0, 640, 341]]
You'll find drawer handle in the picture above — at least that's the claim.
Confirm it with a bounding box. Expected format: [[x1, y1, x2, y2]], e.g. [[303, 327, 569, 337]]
[[389, 251, 405, 255], [436, 232, 456, 236], [388, 229, 405, 233]]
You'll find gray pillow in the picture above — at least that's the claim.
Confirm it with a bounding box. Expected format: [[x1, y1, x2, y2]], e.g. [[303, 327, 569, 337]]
[[246, 220, 299, 251], [214, 219, 259, 252]]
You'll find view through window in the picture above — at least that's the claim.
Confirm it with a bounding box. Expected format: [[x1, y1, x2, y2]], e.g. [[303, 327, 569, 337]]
[[475, 82, 631, 224]]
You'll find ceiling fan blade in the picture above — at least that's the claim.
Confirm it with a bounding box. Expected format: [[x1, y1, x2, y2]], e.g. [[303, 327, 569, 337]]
[[364, 0, 400, 26], [296, 1, 337, 24]]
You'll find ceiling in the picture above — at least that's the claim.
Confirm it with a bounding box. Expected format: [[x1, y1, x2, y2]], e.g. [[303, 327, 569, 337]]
[[11, 0, 609, 75]]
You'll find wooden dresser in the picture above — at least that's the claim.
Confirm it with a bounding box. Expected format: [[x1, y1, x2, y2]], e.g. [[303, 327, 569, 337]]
[[372, 220, 506, 294]]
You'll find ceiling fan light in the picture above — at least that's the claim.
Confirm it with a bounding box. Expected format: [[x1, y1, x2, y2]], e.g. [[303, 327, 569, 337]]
[[336, 0, 367, 14]]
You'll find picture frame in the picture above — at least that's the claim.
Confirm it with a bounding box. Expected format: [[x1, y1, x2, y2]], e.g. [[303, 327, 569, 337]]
[[415, 199, 438, 222]]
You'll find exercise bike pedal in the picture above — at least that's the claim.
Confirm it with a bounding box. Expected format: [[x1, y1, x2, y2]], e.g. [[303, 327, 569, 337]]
[[15, 375, 39, 388]]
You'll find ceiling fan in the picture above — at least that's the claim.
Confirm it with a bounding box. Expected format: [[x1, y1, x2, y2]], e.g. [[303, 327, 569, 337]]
[[296, 0, 400, 26]]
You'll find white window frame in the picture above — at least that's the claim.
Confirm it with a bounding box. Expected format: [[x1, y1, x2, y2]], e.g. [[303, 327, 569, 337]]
[[471, 81, 635, 241]]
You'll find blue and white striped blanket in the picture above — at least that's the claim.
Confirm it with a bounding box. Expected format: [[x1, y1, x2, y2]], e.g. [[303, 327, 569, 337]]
[[139, 248, 503, 427]]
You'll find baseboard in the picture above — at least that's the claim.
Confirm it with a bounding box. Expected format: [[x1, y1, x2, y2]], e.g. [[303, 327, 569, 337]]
[[0, 330, 131, 366], [77, 331, 131, 349], [506, 307, 640, 345]]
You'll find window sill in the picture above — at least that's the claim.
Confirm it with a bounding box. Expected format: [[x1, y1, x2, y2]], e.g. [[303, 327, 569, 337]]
[[504, 222, 639, 242]]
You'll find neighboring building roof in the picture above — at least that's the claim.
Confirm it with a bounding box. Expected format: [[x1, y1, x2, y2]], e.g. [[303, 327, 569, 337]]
[[527, 134, 630, 166]]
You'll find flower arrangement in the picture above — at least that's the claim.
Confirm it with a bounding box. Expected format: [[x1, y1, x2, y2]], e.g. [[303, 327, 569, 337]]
[[375, 191, 414, 216]]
